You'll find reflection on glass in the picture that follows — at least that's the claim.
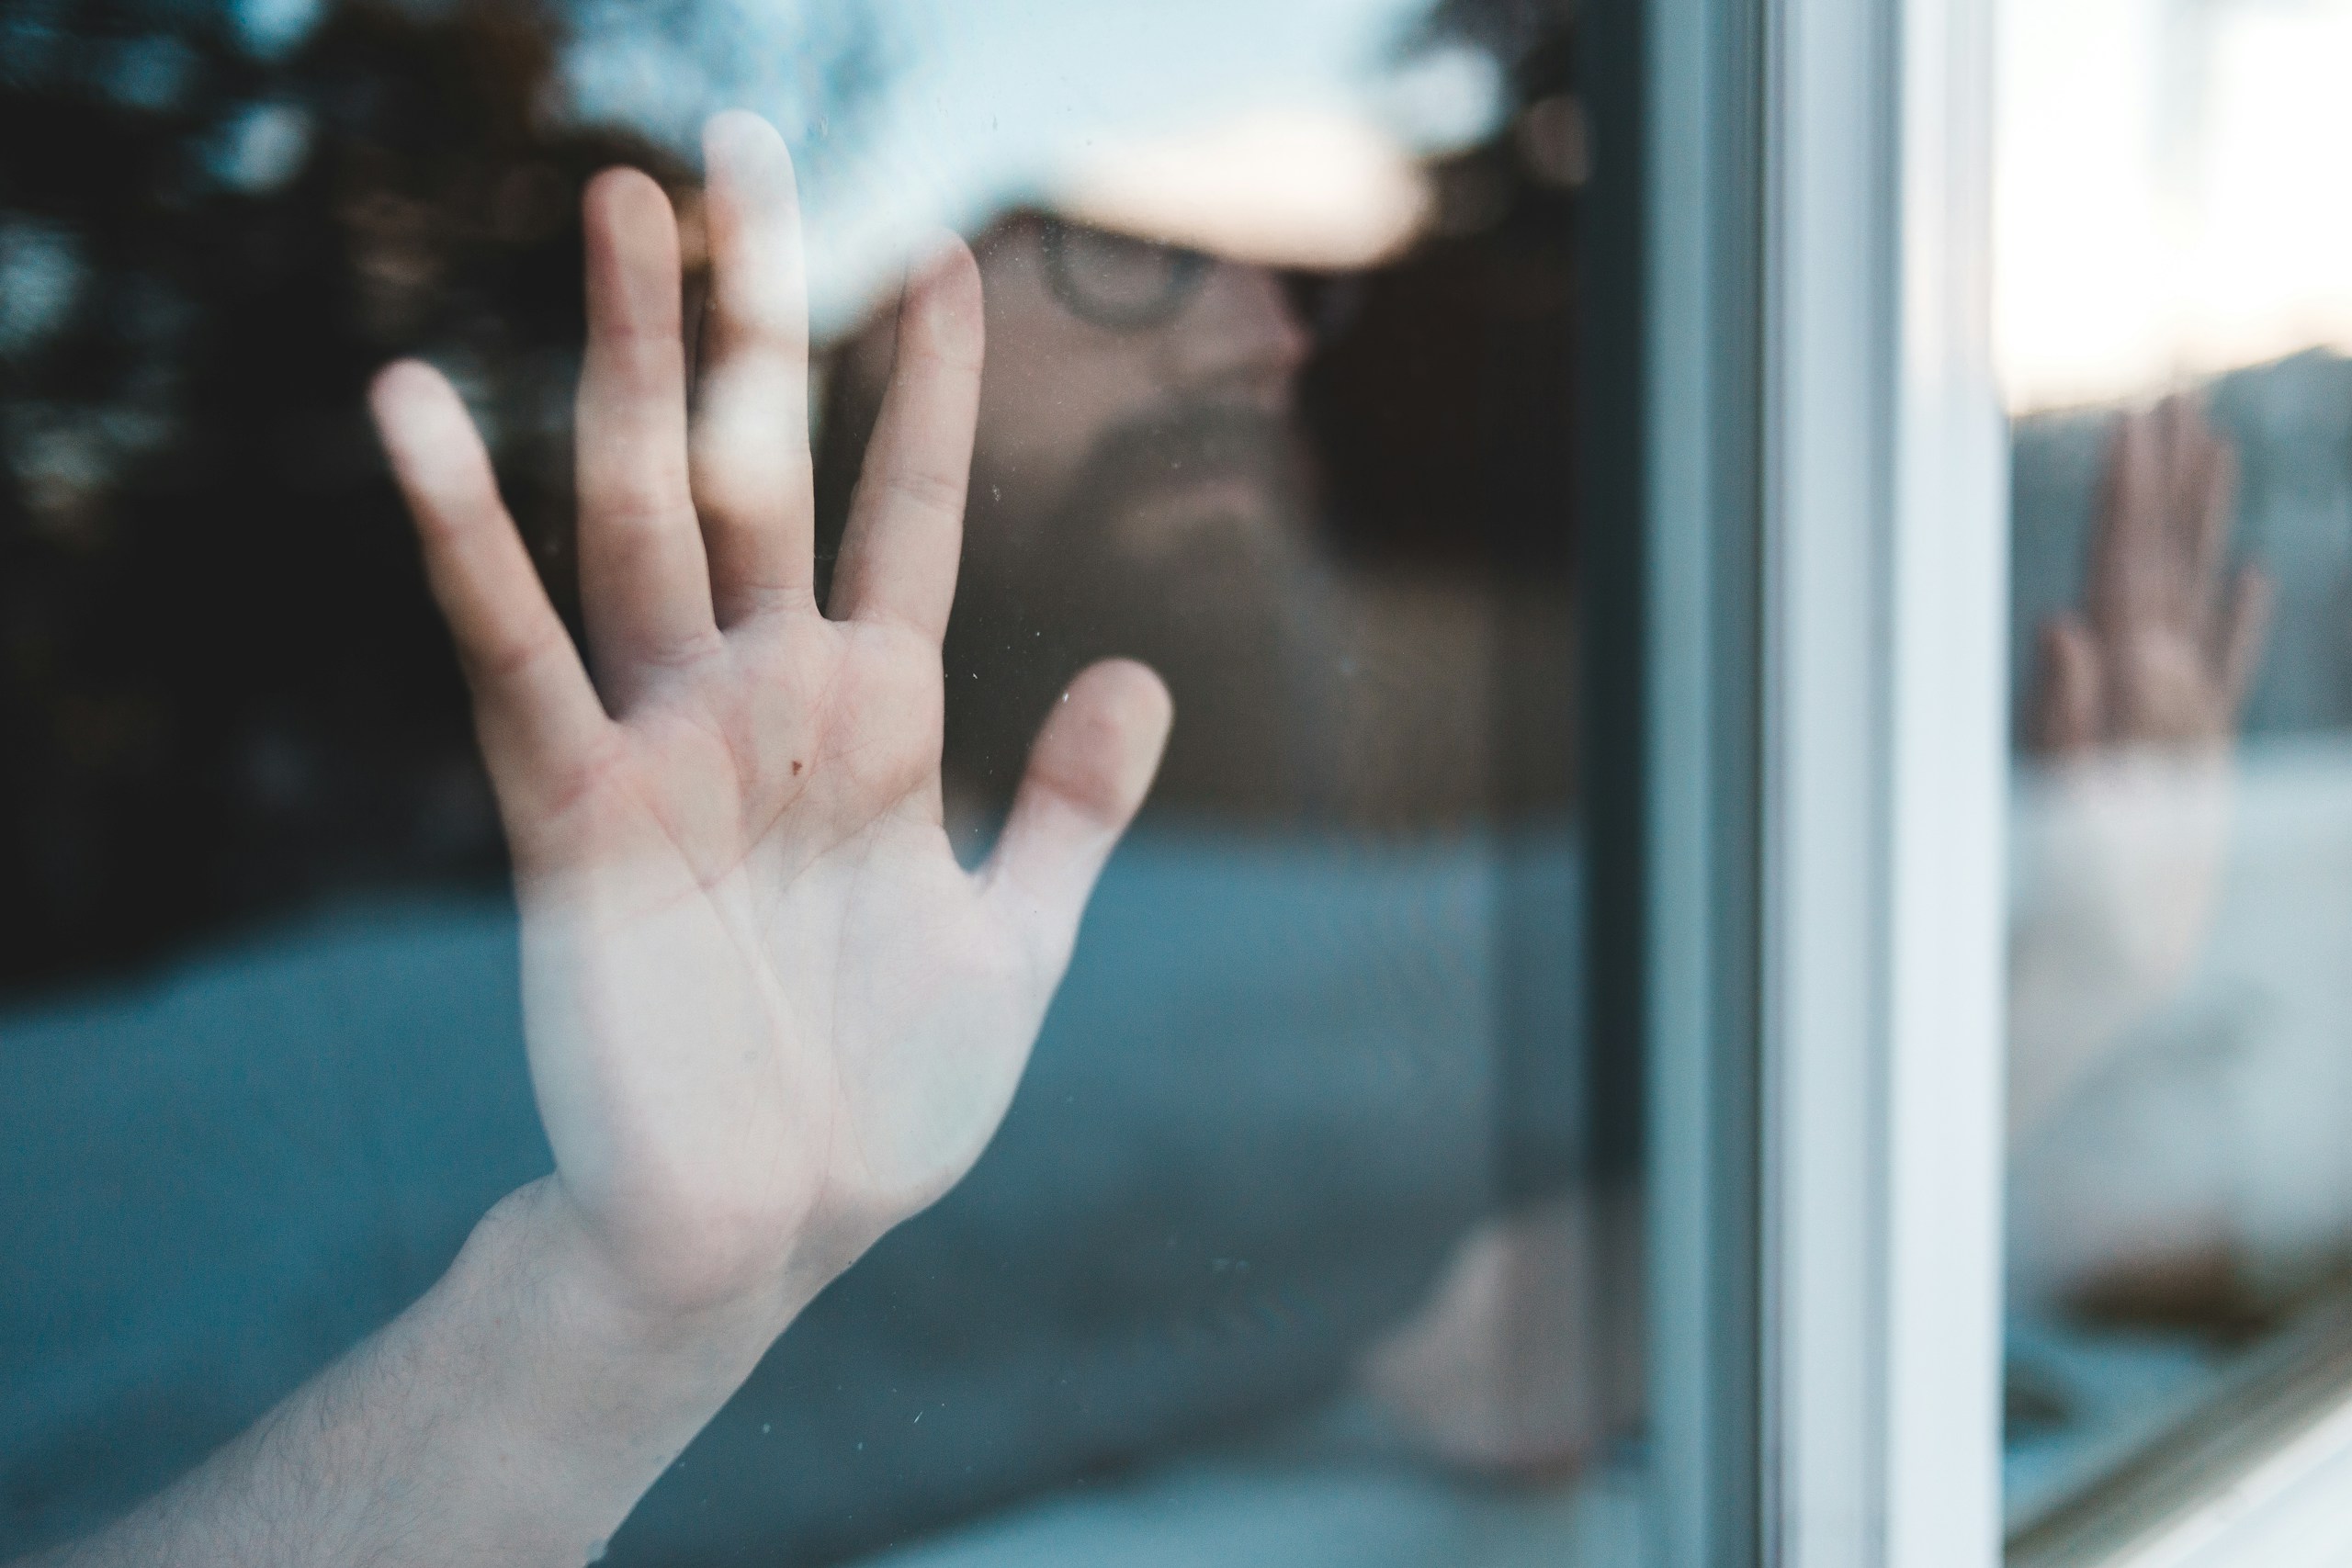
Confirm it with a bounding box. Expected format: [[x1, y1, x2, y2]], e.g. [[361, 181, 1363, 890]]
[[2001, 0, 2352, 1532], [0, 2, 1631, 1564]]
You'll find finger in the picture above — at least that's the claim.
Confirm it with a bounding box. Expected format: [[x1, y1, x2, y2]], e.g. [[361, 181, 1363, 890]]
[[2216, 565, 2273, 715], [2033, 614, 2104, 756], [2184, 425, 2239, 630], [829, 236, 985, 641], [980, 660, 1173, 972], [2156, 394, 2202, 606], [2156, 392, 2199, 524], [2090, 407, 2167, 637], [577, 167, 718, 683], [370, 361, 612, 807], [692, 111, 815, 624]]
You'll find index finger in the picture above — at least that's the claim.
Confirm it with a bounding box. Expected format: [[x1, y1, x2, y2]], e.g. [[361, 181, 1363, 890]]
[[2088, 405, 2173, 637], [2178, 411, 2239, 631], [826, 238, 985, 643], [370, 361, 613, 814]]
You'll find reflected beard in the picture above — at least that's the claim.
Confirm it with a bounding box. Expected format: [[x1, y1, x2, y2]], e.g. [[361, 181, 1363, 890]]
[[945, 403, 1337, 818]]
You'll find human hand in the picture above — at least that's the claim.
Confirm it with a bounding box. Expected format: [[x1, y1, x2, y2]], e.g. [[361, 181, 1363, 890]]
[[2011, 395, 2268, 1134], [368, 112, 1170, 1334], [1359, 1190, 1640, 1480], [2033, 394, 2268, 759]]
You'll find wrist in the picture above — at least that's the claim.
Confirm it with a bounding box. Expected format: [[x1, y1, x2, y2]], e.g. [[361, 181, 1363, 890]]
[[121, 1179, 820, 1568], [394, 1180, 797, 1544], [487, 1178, 816, 1367]]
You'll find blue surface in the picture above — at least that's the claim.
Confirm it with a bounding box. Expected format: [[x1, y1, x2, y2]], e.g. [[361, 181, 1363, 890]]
[[0, 826, 1584, 1565]]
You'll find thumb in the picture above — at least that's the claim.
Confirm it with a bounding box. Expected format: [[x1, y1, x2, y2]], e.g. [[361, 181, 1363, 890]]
[[2034, 613, 2103, 756], [2216, 563, 2272, 716], [979, 659, 1173, 974]]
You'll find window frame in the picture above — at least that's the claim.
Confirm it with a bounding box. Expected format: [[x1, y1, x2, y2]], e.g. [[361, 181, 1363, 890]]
[[1617, 0, 2352, 1557], [1758, 0, 2008, 1559], [2010, 1291, 2352, 1566], [1589, 0, 2008, 1558]]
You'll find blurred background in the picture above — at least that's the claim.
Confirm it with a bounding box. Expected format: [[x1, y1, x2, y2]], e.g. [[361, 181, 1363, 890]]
[[1998, 0, 2352, 1534], [0, 4, 1616, 1564], [0, 0, 1580, 993]]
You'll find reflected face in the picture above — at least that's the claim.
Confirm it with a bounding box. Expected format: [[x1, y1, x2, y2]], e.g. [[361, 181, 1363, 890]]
[[888, 215, 1332, 815], [964, 215, 1315, 566]]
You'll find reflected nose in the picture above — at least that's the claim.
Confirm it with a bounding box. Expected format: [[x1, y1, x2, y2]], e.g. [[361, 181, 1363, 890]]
[[1159, 262, 1313, 407]]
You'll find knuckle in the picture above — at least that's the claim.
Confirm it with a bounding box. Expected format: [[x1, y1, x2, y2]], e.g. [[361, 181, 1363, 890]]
[[584, 446, 692, 521], [902, 332, 984, 378], [594, 491, 696, 554], [879, 464, 965, 522], [462, 621, 570, 691], [729, 305, 808, 356]]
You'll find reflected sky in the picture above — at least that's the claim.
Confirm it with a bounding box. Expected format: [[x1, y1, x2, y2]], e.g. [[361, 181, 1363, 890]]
[[556, 0, 1503, 330], [1997, 0, 2352, 410]]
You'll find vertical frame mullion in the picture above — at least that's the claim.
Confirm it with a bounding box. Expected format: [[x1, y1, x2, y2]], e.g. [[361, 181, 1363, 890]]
[[1760, 0, 2006, 1560], [1597, 0, 1771, 1558], [1611, 0, 2006, 1554]]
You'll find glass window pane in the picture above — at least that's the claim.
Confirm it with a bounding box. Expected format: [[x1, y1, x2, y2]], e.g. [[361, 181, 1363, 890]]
[[2000, 0, 2352, 1540], [0, 2, 1638, 1562]]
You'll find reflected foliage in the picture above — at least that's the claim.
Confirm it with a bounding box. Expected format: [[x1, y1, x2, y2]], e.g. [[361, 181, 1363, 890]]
[[0, 0, 684, 991], [0, 0, 1582, 997]]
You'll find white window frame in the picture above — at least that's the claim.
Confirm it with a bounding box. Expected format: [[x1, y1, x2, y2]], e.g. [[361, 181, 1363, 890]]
[[1758, 0, 2008, 1559], [1631, 0, 2352, 1559], [1624, 0, 2009, 1560]]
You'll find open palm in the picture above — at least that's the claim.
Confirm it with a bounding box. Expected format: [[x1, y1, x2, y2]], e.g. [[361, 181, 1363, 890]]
[[368, 112, 1170, 1324], [2034, 395, 2268, 758], [2012, 395, 2270, 1135]]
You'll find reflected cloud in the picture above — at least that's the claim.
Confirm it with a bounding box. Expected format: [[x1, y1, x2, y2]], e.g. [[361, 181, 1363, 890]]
[[1053, 107, 1431, 270], [557, 0, 1503, 332]]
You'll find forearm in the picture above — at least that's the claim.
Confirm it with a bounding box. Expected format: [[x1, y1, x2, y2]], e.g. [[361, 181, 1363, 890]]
[[2007, 750, 2234, 1142], [25, 1179, 797, 1568], [2007, 920, 2143, 1140]]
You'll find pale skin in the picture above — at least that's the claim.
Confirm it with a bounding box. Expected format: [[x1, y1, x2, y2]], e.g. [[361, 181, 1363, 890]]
[[20, 109, 1169, 1567], [2007, 392, 2278, 1313], [2009, 393, 2269, 1143]]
